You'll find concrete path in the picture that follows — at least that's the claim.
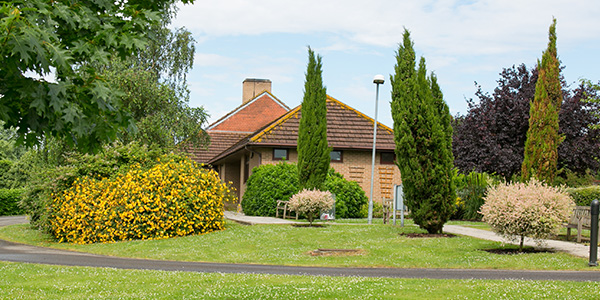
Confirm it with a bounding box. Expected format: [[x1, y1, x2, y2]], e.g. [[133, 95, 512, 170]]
[[224, 211, 302, 225], [443, 225, 591, 258], [1, 215, 599, 281]]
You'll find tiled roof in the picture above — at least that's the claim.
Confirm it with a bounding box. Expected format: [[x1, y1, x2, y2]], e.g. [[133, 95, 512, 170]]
[[208, 91, 289, 133], [209, 95, 395, 164], [184, 131, 251, 163], [250, 95, 395, 150]]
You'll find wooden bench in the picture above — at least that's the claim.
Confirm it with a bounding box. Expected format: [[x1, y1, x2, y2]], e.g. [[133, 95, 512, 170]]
[[565, 206, 592, 243], [275, 200, 298, 220]]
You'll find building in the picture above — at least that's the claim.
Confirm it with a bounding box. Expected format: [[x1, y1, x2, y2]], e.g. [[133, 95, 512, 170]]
[[185, 78, 401, 204]]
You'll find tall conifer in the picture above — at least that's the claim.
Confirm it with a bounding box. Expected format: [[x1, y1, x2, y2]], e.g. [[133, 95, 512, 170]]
[[391, 30, 455, 234], [522, 18, 563, 183], [297, 47, 330, 190]]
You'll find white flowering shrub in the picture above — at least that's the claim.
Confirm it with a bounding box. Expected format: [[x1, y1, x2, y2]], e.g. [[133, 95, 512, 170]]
[[288, 189, 334, 226], [480, 179, 574, 251]]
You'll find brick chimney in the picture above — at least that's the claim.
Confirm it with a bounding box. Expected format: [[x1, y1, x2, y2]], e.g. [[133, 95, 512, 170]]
[[242, 78, 271, 104]]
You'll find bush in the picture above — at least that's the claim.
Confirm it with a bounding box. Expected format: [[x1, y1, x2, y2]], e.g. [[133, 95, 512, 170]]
[[452, 171, 497, 220], [0, 160, 12, 189], [554, 169, 597, 187], [567, 186, 600, 206], [242, 162, 300, 217], [49, 157, 235, 244], [325, 171, 368, 218], [0, 188, 24, 216], [288, 189, 334, 225], [21, 141, 164, 231], [242, 163, 369, 218], [480, 179, 573, 251]]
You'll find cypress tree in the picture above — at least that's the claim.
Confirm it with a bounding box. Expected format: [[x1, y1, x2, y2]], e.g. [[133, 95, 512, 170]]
[[521, 18, 563, 183], [297, 47, 330, 190], [391, 30, 455, 234]]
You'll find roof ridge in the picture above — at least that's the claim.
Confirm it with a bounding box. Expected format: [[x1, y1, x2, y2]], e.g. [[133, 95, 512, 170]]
[[207, 91, 290, 130], [250, 105, 301, 142], [326, 95, 393, 134]]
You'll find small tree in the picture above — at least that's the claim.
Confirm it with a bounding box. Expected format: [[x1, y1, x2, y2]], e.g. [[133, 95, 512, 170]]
[[288, 189, 334, 226], [522, 18, 563, 183], [297, 47, 330, 191], [480, 179, 573, 251], [391, 29, 455, 234]]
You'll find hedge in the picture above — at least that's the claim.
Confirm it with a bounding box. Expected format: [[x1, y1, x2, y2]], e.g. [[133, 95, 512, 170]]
[[567, 186, 600, 206], [0, 188, 24, 216]]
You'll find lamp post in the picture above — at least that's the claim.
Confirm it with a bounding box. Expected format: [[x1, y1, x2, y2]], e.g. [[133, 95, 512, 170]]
[[368, 74, 385, 224]]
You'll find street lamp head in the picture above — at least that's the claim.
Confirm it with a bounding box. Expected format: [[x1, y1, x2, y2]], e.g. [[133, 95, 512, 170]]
[[373, 74, 385, 85]]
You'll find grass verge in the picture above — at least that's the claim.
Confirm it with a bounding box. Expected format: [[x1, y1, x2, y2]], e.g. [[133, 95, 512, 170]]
[[0, 221, 592, 270], [1, 261, 599, 299]]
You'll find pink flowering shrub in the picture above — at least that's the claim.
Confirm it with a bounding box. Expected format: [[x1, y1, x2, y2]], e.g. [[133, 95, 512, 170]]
[[480, 179, 574, 251], [288, 189, 334, 226]]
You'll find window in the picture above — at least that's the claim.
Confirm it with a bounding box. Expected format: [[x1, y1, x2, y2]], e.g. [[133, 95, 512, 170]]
[[330, 150, 343, 162], [273, 148, 288, 161], [244, 154, 250, 183], [380, 152, 395, 165]]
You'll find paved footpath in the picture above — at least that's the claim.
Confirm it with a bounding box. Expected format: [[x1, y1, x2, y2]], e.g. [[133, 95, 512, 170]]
[[1, 215, 600, 281]]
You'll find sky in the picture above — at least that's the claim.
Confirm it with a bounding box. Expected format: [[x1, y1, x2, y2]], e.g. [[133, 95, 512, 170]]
[[171, 0, 600, 127]]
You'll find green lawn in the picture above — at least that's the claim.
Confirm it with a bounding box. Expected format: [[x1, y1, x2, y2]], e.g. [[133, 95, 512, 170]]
[[1, 261, 599, 299], [0, 221, 593, 270]]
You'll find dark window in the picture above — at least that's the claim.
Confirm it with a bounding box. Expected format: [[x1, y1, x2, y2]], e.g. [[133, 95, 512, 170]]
[[380, 152, 395, 165], [330, 150, 343, 162], [273, 148, 288, 161], [244, 154, 250, 183]]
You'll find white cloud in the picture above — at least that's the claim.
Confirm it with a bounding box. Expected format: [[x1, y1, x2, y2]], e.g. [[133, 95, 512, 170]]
[[174, 0, 600, 58], [194, 53, 238, 67]]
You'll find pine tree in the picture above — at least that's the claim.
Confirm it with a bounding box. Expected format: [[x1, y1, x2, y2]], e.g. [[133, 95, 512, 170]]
[[521, 18, 563, 183], [391, 30, 455, 234], [297, 48, 330, 190]]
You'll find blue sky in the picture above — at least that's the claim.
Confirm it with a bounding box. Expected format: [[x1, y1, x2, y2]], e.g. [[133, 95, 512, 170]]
[[171, 0, 600, 127]]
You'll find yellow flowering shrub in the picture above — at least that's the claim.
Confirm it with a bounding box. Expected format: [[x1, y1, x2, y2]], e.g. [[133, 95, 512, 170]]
[[50, 157, 235, 244]]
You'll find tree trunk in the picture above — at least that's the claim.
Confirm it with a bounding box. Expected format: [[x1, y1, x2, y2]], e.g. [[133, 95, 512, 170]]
[[519, 235, 525, 252]]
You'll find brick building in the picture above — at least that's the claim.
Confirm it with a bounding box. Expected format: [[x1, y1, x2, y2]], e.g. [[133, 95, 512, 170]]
[[185, 79, 401, 205]]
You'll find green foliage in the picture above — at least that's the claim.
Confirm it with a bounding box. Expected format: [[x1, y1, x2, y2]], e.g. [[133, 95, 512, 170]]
[[582, 79, 600, 130], [453, 171, 497, 220], [297, 47, 330, 191], [522, 18, 563, 183], [390, 29, 456, 233], [567, 186, 600, 206], [325, 171, 368, 218], [102, 26, 208, 150], [0, 188, 24, 216], [242, 163, 368, 218], [0, 0, 190, 152], [554, 169, 598, 187], [242, 162, 300, 217]]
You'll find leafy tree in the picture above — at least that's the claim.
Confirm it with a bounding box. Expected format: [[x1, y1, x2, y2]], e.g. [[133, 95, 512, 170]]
[[558, 83, 600, 175], [522, 18, 563, 183], [453, 65, 536, 180], [0, 0, 192, 152], [0, 120, 24, 161], [297, 47, 330, 190], [104, 59, 208, 150], [391, 29, 455, 234], [453, 67, 600, 181], [581, 79, 600, 130]]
